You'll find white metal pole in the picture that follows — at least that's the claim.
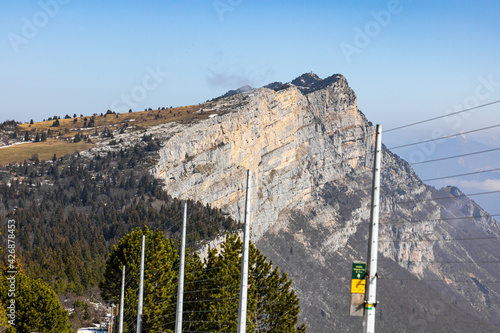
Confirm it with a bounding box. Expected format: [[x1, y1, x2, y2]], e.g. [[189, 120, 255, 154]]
[[175, 203, 187, 333], [237, 170, 252, 333], [137, 235, 145, 333], [364, 124, 382, 333], [119, 265, 125, 333], [109, 304, 114, 333]]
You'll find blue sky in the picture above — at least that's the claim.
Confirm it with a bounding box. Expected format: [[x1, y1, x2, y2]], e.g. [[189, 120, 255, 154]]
[[1, 0, 500, 211], [1, 0, 499, 132]]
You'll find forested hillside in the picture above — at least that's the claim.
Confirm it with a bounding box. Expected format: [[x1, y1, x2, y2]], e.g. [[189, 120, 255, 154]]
[[0, 132, 239, 297]]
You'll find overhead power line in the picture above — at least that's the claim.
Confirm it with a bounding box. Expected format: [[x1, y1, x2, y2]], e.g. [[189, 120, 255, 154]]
[[411, 147, 500, 165], [389, 124, 500, 150], [396, 189, 500, 205], [378, 259, 500, 264], [377, 235, 500, 244], [385, 100, 500, 133], [422, 167, 500, 182], [380, 213, 500, 225], [379, 277, 500, 284]]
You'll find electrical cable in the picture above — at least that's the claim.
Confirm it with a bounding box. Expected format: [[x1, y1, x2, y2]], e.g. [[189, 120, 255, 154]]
[[379, 213, 500, 225], [421, 167, 500, 182], [376, 165, 500, 191], [389, 123, 500, 150], [395, 189, 500, 205], [379, 259, 500, 264], [385, 100, 500, 133], [377, 235, 500, 244], [378, 277, 500, 283], [411, 147, 500, 165], [347, 234, 500, 246]]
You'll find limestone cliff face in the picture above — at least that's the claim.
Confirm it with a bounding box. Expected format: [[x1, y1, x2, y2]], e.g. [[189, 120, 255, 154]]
[[150, 74, 500, 331], [151, 74, 437, 271], [153, 74, 371, 240]]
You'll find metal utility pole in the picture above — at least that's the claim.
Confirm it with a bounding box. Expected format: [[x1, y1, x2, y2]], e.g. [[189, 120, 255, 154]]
[[175, 203, 188, 333], [137, 235, 145, 333], [237, 170, 252, 333], [118, 265, 125, 333], [363, 124, 382, 333], [109, 304, 114, 333]]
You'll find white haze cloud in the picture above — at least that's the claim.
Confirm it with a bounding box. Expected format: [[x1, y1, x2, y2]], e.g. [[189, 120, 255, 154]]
[[205, 65, 275, 91], [455, 179, 500, 192], [206, 70, 254, 89]]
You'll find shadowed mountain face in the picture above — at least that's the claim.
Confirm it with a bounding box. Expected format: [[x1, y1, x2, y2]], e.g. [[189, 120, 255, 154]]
[[291, 72, 322, 88], [149, 73, 500, 331], [218, 85, 254, 99]]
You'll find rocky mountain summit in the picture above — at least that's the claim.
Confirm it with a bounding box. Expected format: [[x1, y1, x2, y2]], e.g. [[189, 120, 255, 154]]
[[146, 72, 500, 331], [264, 72, 346, 95]]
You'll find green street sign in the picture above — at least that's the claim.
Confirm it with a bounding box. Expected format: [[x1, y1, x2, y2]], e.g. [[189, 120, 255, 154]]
[[351, 262, 367, 294], [351, 262, 367, 280]]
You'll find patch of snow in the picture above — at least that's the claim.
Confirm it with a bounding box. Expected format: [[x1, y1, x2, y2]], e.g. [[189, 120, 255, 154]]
[[77, 328, 107, 333], [0, 142, 29, 149]]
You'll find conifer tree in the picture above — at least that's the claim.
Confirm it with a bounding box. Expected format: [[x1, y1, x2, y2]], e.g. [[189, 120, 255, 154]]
[[101, 230, 306, 332], [194, 233, 305, 332], [0, 272, 72, 333], [100, 226, 183, 333]]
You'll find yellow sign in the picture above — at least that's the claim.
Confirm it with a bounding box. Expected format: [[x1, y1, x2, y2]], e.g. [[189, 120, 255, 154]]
[[351, 262, 367, 294], [351, 278, 366, 294]]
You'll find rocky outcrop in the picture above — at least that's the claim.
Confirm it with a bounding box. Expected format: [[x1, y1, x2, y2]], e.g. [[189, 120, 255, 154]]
[[149, 73, 500, 331], [218, 85, 254, 99], [152, 74, 369, 240]]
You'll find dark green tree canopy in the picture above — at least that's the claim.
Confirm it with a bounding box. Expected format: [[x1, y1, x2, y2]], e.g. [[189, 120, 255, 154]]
[[101, 228, 306, 332], [0, 272, 72, 333], [100, 226, 182, 333]]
